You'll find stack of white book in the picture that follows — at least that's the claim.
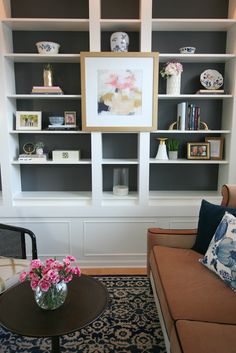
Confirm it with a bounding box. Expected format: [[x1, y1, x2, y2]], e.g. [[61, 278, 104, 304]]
[[196, 89, 225, 94], [18, 154, 48, 162]]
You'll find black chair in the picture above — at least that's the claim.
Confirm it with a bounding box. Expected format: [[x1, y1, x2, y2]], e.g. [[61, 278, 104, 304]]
[[0, 223, 38, 260]]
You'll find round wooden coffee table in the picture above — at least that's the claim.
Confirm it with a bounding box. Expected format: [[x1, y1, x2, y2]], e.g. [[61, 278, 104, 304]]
[[0, 275, 109, 353]]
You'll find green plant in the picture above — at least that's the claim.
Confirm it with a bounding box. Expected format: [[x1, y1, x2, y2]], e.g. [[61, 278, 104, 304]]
[[167, 139, 180, 151]]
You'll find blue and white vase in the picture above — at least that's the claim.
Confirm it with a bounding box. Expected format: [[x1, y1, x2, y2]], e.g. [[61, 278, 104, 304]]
[[110, 32, 129, 52]]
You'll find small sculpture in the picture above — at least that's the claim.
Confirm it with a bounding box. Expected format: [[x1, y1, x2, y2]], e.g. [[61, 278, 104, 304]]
[[155, 138, 168, 160], [43, 64, 53, 87]]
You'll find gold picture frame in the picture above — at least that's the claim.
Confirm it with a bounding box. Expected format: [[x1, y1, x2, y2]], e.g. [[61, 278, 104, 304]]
[[187, 142, 210, 160], [80, 52, 159, 132], [205, 137, 224, 160]]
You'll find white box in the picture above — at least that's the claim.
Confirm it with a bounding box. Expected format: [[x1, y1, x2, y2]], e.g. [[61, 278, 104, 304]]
[[52, 150, 80, 162]]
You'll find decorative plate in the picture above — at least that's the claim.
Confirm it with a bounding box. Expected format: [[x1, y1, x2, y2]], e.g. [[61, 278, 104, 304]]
[[200, 69, 223, 90]]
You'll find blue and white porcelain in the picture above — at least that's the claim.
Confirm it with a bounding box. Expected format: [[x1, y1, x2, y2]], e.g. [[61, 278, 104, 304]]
[[110, 32, 129, 52], [36, 41, 60, 54], [49, 116, 64, 125], [179, 46, 196, 54]]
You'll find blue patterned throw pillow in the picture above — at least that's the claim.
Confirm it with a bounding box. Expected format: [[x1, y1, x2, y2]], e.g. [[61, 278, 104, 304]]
[[201, 212, 236, 292]]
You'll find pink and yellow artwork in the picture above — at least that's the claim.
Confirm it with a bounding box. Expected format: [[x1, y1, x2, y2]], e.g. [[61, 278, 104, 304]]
[[97, 69, 142, 116]]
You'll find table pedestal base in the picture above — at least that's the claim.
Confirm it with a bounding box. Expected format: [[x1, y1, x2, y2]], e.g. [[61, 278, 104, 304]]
[[51, 336, 60, 353]]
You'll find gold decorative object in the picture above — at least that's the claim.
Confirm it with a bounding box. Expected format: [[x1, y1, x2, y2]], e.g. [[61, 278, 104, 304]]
[[168, 121, 208, 130], [43, 64, 53, 87]]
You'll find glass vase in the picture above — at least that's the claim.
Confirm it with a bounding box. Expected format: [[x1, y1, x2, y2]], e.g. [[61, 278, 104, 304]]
[[166, 74, 181, 95], [34, 281, 68, 310], [113, 168, 129, 196]]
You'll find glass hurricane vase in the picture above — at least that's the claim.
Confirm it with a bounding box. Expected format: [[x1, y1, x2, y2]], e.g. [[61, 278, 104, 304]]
[[34, 281, 68, 310]]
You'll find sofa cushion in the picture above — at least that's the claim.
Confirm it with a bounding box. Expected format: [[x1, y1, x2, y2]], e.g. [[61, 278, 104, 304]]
[[201, 211, 236, 292], [151, 245, 236, 324], [173, 320, 236, 353], [0, 256, 30, 294], [192, 199, 236, 255]]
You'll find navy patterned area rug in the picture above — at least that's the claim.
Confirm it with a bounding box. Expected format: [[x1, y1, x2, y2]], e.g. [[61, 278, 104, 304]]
[[0, 275, 166, 353]]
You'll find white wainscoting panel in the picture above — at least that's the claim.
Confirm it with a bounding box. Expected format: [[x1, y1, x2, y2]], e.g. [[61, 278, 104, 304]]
[[83, 219, 158, 257]]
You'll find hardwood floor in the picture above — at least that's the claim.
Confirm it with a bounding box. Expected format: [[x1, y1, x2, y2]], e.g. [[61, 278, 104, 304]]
[[81, 268, 147, 275]]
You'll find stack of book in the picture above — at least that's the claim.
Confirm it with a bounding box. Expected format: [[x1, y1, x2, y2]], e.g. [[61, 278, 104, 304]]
[[18, 154, 48, 162], [177, 102, 201, 130], [31, 86, 63, 95], [196, 89, 225, 94]]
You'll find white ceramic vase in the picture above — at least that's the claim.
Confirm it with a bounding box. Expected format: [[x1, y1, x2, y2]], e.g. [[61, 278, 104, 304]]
[[166, 74, 181, 95], [110, 32, 129, 52]]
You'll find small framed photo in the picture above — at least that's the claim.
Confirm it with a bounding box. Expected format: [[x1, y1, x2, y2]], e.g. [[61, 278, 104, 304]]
[[205, 137, 224, 160], [16, 111, 42, 130], [64, 111, 76, 127], [187, 142, 210, 160]]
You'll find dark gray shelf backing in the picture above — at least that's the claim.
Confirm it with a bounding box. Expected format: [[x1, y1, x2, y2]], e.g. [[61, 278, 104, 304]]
[[152, 0, 228, 18], [102, 164, 138, 192], [13, 32, 89, 54], [102, 134, 138, 159], [21, 165, 92, 192], [152, 32, 226, 54], [149, 164, 219, 191], [16, 100, 82, 130], [18, 134, 91, 159], [14, 63, 81, 95], [158, 63, 225, 94], [157, 99, 223, 131], [11, 0, 89, 18], [101, 0, 139, 19], [101, 32, 140, 52], [150, 132, 223, 159]]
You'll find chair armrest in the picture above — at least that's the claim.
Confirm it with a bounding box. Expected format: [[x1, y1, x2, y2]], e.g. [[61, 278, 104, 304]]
[[147, 228, 197, 276], [221, 184, 236, 208]]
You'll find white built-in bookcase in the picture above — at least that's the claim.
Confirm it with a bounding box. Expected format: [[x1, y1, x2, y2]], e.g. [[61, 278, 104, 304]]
[[0, 0, 235, 266]]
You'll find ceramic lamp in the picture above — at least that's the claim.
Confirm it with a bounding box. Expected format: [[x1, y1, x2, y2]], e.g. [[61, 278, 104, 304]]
[[155, 138, 169, 160]]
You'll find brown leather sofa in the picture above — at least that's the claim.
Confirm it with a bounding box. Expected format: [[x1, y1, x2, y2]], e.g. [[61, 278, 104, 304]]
[[147, 185, 236, 353]]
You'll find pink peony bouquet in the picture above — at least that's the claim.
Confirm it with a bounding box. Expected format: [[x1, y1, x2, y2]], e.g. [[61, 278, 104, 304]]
[[160, 61, 183, 78], [20, 256, 81, 292]]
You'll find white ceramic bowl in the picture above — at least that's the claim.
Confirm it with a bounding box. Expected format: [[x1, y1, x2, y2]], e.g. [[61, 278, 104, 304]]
[[179, 46, 196, 54], [49, 116, 64, 125], [36, 41, 60, 54]]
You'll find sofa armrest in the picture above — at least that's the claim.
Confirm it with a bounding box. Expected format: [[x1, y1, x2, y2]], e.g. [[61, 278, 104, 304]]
[[147, 228, 197, 276]]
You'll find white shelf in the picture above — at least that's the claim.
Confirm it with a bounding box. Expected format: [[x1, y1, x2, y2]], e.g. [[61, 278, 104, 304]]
[[2, 18, 89, 31], [102, 159, 138, 165], [10, 130, 86, 134], [152, 18, 236, 31], [12, 191, 92, 206], [100, 19, 141, 31], [159, 53, 236, 63], [12, 159, 91, 165], [152, 130, 231, 134], [5, 53, 235, 64], [149, 190, 222, 201], [7, 94, 81, 99], [4, 53, 81, 63], [158, 94, 232, 99], [149, 158, 228, 164]]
